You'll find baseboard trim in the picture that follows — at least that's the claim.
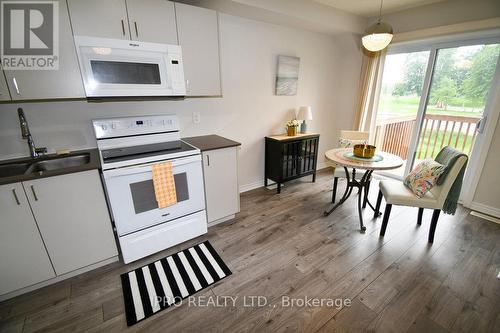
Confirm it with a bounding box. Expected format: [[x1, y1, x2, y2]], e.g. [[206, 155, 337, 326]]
[[469, 201, 500, 219], [316, 161, 328, 170], [239, 164, 331, 193], [0, 256, 119, 302], [470, 211, 500, 225], [239, 180, 263, 193], [208, 214, 235, 227]]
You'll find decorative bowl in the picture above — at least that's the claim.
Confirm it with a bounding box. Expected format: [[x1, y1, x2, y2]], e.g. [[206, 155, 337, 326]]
[[353, 144, 376, 158]]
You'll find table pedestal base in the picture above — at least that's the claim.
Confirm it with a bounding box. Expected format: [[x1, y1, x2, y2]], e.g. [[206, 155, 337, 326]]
[[323, 167, 381, 232]]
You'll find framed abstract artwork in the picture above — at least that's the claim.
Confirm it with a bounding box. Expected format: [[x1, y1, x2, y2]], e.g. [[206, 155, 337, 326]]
[[275, 55, 300, 96]]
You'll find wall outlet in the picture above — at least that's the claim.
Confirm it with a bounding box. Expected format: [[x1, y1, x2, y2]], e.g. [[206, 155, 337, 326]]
[[193, 111, 201, 124]]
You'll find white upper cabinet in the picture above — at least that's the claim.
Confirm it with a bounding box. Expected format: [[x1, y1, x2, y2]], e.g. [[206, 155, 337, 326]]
[[1, 0, 222, 101], [0, 183, 55, 296], [175, 2, 221, 96], [68, 0, 177, 44], [67, 0, 131, 40], [126, 0, 178, 44], [23, 170, 118, 276], [0, 71, 11, 101], [3, 0, 85, 100]]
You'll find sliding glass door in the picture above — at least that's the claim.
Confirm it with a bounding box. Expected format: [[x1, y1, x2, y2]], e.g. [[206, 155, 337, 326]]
[[374, 50, 430, 178], [415, 44, 500, 162], [374, 37, 500, 179]]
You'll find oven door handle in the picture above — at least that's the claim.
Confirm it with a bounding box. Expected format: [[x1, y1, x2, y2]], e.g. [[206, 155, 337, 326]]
[[103, 154, 201, 178]]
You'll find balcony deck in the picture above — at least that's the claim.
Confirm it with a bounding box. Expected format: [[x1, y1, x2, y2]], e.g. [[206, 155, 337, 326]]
[[373, 113, 479, 178]]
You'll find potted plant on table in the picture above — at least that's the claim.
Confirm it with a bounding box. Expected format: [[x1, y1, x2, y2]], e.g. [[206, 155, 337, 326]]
[[285, 119, 301, 136]]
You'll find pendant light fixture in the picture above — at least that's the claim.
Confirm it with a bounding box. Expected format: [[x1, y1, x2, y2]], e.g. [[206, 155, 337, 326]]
[[362, 0, 393, 52]]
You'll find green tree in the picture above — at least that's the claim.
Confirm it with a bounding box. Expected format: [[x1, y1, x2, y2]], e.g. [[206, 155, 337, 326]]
[[433, 48, 457, 85], [402, 52, 428, 96], [392, 82, 406, 97], [432, 77, 457, 110], [462, 45, 500, 102]]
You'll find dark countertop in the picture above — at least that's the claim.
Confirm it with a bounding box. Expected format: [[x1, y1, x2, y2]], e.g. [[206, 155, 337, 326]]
[[0, 148, 101, 185], [182, 135, 241, 152]]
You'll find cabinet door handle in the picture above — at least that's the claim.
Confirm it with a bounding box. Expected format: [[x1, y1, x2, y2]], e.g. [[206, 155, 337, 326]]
[[134, 21, 139, 37], [207, 155, 210, 166], [186, 79, 190, 92], [30, 185, 38, 201], [12, 189, 20, 205], [121, 19, 126, 36], [12, 77, 20, 95]]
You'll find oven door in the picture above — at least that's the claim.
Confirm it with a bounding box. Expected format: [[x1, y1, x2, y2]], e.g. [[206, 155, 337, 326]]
[[74, 36, 185, 97], [103, 154, 205, 236]]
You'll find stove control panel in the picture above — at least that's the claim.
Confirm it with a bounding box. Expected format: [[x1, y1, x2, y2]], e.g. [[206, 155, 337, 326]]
[[93, 115, 179, 139]]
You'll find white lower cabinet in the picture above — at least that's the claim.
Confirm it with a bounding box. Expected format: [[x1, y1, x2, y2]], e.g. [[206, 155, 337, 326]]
[[202, 147, 240, 224], [24, 170, 118, 275], [0, 183, 55, 296], [0, 170, 118, 298]]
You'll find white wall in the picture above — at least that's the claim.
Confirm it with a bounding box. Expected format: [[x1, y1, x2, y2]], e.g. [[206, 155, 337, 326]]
[[473, 115, 500, 214], [471, 79, 500, 216], [0, 13, 362, 191]]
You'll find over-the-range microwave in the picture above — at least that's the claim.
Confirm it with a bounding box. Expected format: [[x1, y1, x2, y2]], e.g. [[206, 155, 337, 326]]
[[74, 36, 186, 98]]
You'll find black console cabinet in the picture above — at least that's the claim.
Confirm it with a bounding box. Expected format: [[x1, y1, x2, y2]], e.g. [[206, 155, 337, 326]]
[[265, 133, 320, 193]]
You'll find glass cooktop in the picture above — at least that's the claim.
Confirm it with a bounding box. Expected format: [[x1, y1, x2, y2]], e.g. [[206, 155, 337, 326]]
[[101, 140, 197, 163]]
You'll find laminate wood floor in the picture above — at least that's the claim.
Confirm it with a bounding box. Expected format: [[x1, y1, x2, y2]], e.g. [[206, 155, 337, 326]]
[[1, 169, 499, 332]]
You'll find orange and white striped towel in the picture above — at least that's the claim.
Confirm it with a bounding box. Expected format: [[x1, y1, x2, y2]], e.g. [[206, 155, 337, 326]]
[[151, 162, 177, 208]]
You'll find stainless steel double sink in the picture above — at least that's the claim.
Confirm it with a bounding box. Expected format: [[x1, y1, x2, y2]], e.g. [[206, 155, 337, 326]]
[[0, 154, 91, 178]]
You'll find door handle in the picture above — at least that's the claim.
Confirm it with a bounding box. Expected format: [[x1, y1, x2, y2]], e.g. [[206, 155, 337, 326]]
[[134, 21, 139, 37], [476, 116, 487, 134], [121, 19, 126, 36], [186, 79, 190, 92], [12, 77, 20, 95], [207, 155, 210, 166], [12, 189, 20, 205], [30, 185, 38, 201]]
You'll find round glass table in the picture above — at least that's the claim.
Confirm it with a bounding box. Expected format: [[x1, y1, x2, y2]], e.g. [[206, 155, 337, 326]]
[[324, 148, 404, 232]]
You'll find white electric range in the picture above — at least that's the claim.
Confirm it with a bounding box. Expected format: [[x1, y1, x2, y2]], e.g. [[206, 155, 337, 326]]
[[92, 115, 207, 263]]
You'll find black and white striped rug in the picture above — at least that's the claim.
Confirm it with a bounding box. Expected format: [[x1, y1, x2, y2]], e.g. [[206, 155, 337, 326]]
[[120, 241, 231, 326]]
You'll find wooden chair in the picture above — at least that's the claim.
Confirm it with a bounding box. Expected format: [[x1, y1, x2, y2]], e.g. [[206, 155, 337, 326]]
[[331, 130, 370, 204], [374, 154, 467, 243]]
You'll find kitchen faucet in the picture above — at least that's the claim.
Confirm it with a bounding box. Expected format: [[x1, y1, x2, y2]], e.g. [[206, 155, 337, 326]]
[[17, 108, 47, 158]]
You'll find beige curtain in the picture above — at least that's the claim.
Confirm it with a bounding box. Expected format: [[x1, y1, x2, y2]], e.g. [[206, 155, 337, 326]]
[[353, 49, 386, 134]]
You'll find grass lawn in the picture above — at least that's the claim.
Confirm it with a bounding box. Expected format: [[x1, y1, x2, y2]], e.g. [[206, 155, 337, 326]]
[[379, 95, 484, 118], [377, 95, 479, 158], [416, 128, 475, 159]]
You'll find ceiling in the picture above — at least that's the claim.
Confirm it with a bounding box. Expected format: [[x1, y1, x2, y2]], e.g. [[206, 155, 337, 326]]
[[312, 0, 447, 18]]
